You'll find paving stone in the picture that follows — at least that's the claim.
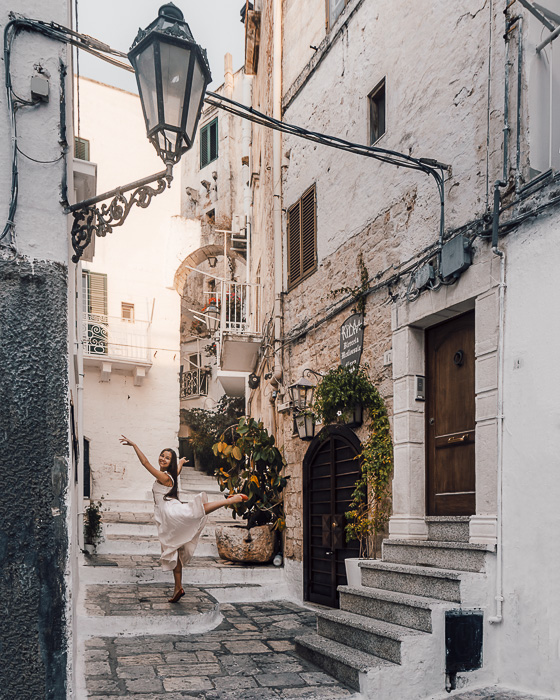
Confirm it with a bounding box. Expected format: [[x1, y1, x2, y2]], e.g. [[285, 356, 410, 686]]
[[269, 640, 296, 652], [213, 676, 259, 690], [115, 665, 156, 679], [255, 672, 307, 688], [300, 671, 339, 686], [118, 653, 164, 666], [156, 663, 221, 677], [85, 660, 112, 676], [277, 687, 353, 698], [223, 640, 271, 654], [162, 676, 215, 691], [125, 677, 165, 693]]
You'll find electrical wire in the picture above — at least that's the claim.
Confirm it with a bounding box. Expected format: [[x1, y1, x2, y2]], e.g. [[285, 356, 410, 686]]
[[16, 144, 64, 164]]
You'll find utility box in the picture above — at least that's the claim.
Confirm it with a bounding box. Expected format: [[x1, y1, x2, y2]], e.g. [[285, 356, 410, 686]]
[[445, 610, 483, 673], [441, 234, 472, 279]]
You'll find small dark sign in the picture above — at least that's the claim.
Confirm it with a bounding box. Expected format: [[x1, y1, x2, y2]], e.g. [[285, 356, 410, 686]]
[[340, 313, 364, 367]]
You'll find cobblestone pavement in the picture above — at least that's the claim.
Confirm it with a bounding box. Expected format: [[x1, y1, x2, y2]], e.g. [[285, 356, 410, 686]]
[[85, 599, 356, 699], [84, 553, 269, 570]]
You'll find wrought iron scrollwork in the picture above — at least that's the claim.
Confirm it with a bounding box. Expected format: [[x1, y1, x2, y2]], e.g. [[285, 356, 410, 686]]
[[70, 176, 168, 262]]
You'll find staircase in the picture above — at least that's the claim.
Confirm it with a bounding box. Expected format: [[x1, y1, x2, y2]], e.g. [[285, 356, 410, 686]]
[[98, 466, 230, 558], [296, 517, 496, 699]]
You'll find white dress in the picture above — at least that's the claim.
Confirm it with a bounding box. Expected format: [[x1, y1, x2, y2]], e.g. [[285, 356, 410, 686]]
[[152, 475, 208, 571]]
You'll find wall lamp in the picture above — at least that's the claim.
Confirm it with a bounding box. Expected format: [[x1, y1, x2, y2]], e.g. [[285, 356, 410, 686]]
[[288, 368, 323, 441], [67, 3, 211, 261]]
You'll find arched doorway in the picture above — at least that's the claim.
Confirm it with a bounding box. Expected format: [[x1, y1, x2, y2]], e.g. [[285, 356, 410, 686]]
[[303, 426, 361, 607]]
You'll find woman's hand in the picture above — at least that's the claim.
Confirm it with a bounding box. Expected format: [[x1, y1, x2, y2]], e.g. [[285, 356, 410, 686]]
[[227, 493, 249, 505], [120, 435, 135, 447]]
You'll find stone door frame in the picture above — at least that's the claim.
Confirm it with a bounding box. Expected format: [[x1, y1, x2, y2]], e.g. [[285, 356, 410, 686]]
[[389, 252, 502, 545]]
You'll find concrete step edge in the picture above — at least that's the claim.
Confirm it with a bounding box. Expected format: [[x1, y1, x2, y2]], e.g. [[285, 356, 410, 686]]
[[359, 560, 479, 580], [295, 633, 396, 672], [339, 585, 451, 610], [383, 539, 495, 552], [317, 608, 428, 641]]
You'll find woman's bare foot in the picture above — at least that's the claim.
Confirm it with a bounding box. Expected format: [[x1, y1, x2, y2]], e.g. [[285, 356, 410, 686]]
[[168, 588, 185, 603]]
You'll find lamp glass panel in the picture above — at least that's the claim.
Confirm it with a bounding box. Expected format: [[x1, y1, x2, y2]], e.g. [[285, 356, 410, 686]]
[[186, 57, 206, 142], [135, 42, 158, 130], [160, 43, 191, 129]]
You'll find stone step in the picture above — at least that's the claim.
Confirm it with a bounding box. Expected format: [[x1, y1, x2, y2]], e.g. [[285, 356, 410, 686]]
[[316, 608, 427, 665], [95, 535, 218, 557], [295, 632, 396, 692], [104, 520, 231, 537], [425, 516, 470, 543], [382, 539, 494, 573], [338, 585, 449, 633], [359, 560, 466, 602]]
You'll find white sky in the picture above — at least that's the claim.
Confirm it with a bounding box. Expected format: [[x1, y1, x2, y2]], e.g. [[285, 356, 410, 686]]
[[75, 0, 246, 92]]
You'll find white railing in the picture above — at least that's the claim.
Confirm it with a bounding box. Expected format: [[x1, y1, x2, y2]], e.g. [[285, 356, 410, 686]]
[[208, 280, 262, 336], [82, 313, 150, 362]]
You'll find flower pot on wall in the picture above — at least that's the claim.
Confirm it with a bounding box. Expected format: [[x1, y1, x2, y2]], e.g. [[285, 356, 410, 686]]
[[215, 524, 275, 563], [336, 404, 363, 428]]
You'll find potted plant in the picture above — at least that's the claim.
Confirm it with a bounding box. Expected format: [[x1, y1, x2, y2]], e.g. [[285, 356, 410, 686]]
[[212, 416, 290, 563], [84, 500, 103, 553], [312, 364, 379, 427], [344, 386, 393, 584]]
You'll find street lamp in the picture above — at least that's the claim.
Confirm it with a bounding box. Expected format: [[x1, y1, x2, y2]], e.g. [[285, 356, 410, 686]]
[[68, 3, 211, 262], [288, 375, 316, 411], [129, 3, 211, 167], [204, 301, 220, 333]]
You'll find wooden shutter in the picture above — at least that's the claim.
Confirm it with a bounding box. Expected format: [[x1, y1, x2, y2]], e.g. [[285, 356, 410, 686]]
[[209, 119, 218, 161], [287, 184, 316, 291], [200, 125, 209, 168], [85, 271, 107, 316]]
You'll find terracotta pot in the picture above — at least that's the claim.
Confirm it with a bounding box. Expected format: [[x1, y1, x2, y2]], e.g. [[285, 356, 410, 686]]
[[215, 524, 275, 563]]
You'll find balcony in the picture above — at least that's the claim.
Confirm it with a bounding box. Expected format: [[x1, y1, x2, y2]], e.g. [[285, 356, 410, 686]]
[[214, 280, 262, 373], [82, 313, 152, 384], [180, 367, 209, 399]]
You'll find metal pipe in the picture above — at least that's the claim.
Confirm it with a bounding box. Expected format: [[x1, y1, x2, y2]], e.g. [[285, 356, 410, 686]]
[[272, 0, 283, 387], [536, 23, 560, 52], [515, 17, 523, 192]]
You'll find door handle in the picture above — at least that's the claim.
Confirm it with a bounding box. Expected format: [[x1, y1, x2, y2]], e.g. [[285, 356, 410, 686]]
[[448, 434, 468, 443], [332, 522, 338, 528], [325, 550, 333, 556]]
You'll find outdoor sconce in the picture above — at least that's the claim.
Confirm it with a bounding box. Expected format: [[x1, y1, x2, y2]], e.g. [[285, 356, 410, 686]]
[[288, 369, 323, 441], [67, 3, 212, 262], [204, 302, 220, 333]]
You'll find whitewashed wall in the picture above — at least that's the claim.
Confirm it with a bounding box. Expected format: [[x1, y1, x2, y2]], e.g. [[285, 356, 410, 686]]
[[78, 77, 195, 504]]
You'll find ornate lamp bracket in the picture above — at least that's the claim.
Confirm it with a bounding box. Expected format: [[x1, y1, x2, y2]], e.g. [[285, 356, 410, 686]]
[[67, 164, 173, 262]]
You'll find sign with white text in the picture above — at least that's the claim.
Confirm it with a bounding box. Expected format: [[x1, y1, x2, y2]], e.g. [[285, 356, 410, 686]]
[[340, 313, 364, 368]]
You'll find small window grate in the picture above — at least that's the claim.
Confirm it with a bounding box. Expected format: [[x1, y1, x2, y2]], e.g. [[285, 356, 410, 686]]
[[75, 136, 90, 161]]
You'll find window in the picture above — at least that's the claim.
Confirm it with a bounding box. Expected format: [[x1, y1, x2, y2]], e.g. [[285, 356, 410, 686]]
[[327, 0, 348, 30], [200, 118, 218, 168], [75, 136, 90, 161], [287, 184, 317, 291], [121, 302, 134, 323], [82, 270, 108, 355], [369, 79, 386, 144]]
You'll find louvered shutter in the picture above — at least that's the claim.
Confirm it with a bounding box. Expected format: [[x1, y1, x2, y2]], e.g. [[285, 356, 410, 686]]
[[200, 126, 209, 168], [287, 200, 302, 290], [301, 185, 316, 276], [209, 120, 218, 161], [85, 271, 107, 316]]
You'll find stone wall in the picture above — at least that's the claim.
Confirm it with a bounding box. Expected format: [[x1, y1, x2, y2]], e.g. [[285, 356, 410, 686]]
[[0, 259, 69, 699]]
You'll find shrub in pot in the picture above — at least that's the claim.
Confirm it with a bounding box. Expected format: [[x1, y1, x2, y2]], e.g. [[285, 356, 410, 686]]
[[84, 500, 103, 553], [212, 417, 289, 563], [312, 364, 379, 427]]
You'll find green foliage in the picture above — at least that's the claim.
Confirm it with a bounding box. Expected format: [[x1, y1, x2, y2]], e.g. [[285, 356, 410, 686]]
[[345, 388, 393, 558], [213, 416, 290, 530], [312, 364, 379, 425], [181, 395, 244, 475], [84, 500, 103, 545]]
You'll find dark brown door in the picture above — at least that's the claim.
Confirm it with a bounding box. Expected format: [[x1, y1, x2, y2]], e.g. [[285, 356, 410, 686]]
[[426, 311, 475, 516], [303, 427, 361, 607]]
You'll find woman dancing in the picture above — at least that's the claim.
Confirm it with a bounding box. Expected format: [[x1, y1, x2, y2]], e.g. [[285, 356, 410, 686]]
[[120, 436, 247, 603]]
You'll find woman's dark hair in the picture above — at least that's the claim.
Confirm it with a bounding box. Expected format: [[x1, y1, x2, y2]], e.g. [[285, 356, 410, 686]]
[[161, 448, 180, 501]]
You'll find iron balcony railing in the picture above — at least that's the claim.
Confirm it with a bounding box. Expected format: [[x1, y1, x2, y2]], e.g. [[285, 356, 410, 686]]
[[209, 280, 262, 336], [82, 313, 150, 362], [180, 367, 209, 399]]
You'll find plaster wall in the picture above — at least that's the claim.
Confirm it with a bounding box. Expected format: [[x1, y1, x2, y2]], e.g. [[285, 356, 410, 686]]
[[78, 78, 188, 504], [496, 215, 560, 696], [0, 2, 77, 697]]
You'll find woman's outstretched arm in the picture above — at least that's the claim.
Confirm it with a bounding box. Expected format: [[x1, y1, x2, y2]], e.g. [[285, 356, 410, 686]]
[[204, 493, 248, 515], [120, 435, 172, 487]]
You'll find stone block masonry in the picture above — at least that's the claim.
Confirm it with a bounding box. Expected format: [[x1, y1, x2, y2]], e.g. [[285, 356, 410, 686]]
[[0, 258, 69, 699]]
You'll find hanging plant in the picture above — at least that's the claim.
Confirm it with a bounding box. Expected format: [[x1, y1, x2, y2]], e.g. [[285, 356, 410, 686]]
[[84, 500, 103, 547], [312, 364, 379, 425], [212, 416, 289, 530], [345, 387, 393, 558]]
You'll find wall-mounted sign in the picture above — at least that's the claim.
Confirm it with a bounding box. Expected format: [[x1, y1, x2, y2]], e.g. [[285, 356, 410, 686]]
[[340, 313, 364, 367]]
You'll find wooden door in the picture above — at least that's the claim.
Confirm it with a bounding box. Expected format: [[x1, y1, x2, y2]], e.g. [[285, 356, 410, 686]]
[[426, 311, 475, 516], [303, 427, 361, 607]]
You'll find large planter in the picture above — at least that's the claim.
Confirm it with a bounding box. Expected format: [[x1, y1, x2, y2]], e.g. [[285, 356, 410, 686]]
[[215, 524, 275, 563], [337, 404, 363, 428], [344, 557, 367, 588]]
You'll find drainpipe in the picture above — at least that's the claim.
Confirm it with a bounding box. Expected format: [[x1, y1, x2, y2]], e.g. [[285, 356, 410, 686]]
[[272, 0, 283, 387], [515, 17, 523, 193]]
